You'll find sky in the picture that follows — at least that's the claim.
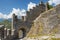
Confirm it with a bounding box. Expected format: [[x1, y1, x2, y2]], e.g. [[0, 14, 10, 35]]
[[0, 0, 60, 19]]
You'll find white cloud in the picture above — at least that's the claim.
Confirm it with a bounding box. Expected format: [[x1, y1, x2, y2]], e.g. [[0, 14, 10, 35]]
[[0, 13, 8, 19], [20, 9, 26, 16], [0, 13, 4, 19], [48, 0, 60, 6], [0, 8, 26, 19], [0, 2, 36, 19], [27, 2, 36, 11]]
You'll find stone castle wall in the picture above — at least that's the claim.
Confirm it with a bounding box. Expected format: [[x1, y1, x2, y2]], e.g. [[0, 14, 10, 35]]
[[12, 2, 47, 31], [26, 3, 46, 22], [12, 2, 47, 38]]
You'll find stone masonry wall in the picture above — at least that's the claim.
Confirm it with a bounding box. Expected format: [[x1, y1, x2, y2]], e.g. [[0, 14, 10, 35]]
[[26, 3, 46, 22], [12, 2, 47, 38]]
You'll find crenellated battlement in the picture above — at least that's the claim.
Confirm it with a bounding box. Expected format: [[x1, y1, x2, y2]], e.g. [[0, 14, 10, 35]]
[[27, 1, 46, 13], [26, 2, 47, 22], [12, 1, 48, 22]]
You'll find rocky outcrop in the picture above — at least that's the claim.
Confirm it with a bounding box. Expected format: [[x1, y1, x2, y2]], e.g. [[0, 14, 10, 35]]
[[27, 4, 60, 36]]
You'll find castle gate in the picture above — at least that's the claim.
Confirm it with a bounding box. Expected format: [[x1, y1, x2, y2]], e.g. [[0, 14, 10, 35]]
[[18, 28, 26, 39]]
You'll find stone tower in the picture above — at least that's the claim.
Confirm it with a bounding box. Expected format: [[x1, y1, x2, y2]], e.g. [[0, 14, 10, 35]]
[[11, 14, 17, 35]]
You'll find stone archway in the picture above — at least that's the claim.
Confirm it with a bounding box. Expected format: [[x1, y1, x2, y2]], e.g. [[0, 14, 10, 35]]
[[18, 28, 26, 39]]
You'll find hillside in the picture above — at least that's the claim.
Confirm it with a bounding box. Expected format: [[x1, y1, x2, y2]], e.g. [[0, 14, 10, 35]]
[[0, 19, 11, 29]]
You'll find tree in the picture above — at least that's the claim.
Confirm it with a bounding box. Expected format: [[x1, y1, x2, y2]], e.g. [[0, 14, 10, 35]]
[[47, 2, 53, 10], [48, 5, 53, 10]]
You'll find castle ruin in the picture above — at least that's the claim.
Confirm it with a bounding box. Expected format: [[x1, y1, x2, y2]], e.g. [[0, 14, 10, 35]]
[[11, 1, 48, 39], [0, 1, 49, 40]]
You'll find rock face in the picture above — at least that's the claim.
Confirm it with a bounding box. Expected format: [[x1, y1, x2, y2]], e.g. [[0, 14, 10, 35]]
[[27, 4, 60, 36]]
